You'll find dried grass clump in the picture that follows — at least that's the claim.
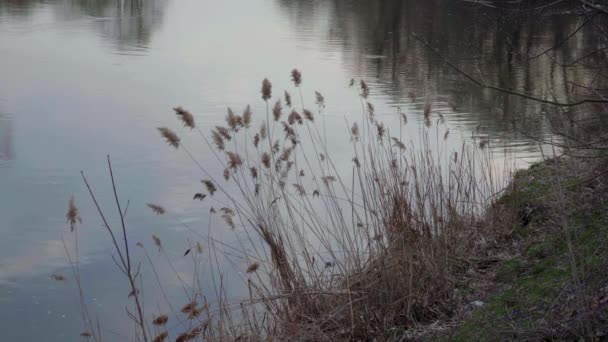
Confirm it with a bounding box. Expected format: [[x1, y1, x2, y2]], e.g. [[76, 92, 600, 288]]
[[90, 71, 513, 342]]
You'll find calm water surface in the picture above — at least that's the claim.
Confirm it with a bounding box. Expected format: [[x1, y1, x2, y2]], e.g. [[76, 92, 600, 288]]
[[0, 0, 602, 339]]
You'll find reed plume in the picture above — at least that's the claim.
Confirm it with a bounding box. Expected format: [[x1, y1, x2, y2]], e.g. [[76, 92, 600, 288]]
[[424, 101, 432, 120], [211, 130, 225, 150], [242, 105, 252, 128], [321, 175, 336, 185], [146, 203, 165, 215], [293, 184, 305, 195], [50, 273, 65, 281], [391, 137, 406, 150], [315, 91, 325, 107], [253, 133, 260, 147], [261, 78, 272, 101], [376, 122, 385, 140], [367, 102, 375, 116], [288, 110, 303, 125], [153, 332, 168, 342], [66, 196, 81, 232], [291, 69, 302, 87], [201, 180, 216, 195], [180, 301, 197, 314], [261, 152, 271, 168], [284, 90, 292, 107], [152, 234, 162, 251], [360, 80, 370, 98], [226, 107, 241, 132], [259, 122, 267, 140], [152, 315, 169, 326], [273, 100, 282, 121], [227, 151, 243, 169], [215, 126, 232, 141], [157, 127, 180, 148], [173, 106, 195, 129], [303, 109, 314, 122], [351, 122, 359, 141], [246, 262, 260, 273]]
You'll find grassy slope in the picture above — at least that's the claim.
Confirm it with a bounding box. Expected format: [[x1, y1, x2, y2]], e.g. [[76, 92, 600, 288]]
[[438, 159, 608, 341]]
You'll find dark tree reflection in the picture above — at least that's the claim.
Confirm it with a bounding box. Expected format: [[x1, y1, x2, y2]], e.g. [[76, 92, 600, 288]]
[[277, 0, 607, 145]]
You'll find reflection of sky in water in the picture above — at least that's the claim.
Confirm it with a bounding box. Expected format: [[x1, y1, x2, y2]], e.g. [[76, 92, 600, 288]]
[[0, 0, 603, 340]]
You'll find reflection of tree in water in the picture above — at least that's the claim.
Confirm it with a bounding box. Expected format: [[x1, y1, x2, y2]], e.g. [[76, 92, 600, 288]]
[[0, 112, 13, 161], [277, 0, 607, 144], [0, 0, 168, 49]]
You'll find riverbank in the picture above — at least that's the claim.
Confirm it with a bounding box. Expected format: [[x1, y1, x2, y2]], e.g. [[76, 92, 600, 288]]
[[422, 155, 608, 340]]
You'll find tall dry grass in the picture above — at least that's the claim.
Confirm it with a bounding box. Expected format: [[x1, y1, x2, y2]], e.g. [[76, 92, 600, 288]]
[[69, 70, 512, 341]]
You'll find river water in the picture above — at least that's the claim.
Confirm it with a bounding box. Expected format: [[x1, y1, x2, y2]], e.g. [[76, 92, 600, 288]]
[[0, 0, 602, 340]]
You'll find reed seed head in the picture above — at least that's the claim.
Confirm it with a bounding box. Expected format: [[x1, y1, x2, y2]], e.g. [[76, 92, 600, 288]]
[[201, 180, 217, 195], [260, 122, 267, 140], [392, 137, 406, 150], [261, 78, 272, 101], [158, 127, 180, 148], [303, 109, 314, 122], [291, 69, 302, 87], [284, 90, 292, 107], [360, 80, 369, 98], [146, 203, 165, 215], [376, 122, 385, 140], [322, 176, 336, 186], [261, 152, 271, 169], [215, 126, 232, 141], [153, 332, 168, 342], [253, 133, 260, 147], [367, 102, 375, 116], [211, 130, 225, 150], [242, 105, 252, 128], [226, 107, 241, 132], [173, 106, 195, 129], [180, 301, 197, 314], [50, 273, 65, 281], [288, 110, 303, 125], [227, 151, 243, 170], [66, 196, 81, 232], [351, 122, 359, 141], [152, 315, 169, 326], [152, 234, 162, 251], [293, 184, 305, 195], [315, 91, 325, 108], [273, 100, 282, 121], [246, 262, 260, 273]]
